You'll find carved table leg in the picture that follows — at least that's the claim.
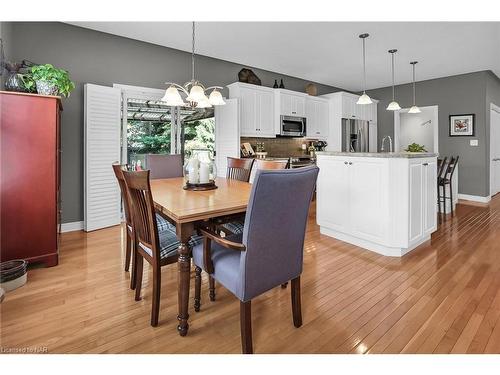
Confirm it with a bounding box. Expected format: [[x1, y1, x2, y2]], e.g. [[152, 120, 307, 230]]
[[194, 266, 202, 312], [177, 222, 194, 336]]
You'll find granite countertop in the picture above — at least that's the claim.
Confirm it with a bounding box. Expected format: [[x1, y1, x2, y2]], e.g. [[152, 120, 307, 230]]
[[316, 151, 438, 159]]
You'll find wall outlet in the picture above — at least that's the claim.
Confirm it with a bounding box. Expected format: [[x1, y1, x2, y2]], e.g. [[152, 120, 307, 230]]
[[470, 139, 479, 146]]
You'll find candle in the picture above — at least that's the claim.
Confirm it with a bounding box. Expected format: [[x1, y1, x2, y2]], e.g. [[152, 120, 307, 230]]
[[188, 158, 199, 184], [199, 162, 210, 184]]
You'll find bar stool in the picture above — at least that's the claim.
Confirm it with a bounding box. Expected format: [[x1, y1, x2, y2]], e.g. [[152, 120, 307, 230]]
[[438, 156, 459, 216]]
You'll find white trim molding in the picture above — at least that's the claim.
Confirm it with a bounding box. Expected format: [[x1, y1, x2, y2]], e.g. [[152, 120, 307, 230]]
[[60, 221, 84, 233], [457, 194, 491, 204]]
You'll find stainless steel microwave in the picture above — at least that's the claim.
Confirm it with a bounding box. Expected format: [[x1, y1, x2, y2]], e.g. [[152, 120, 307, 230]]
[[280, 115, 306, 137]]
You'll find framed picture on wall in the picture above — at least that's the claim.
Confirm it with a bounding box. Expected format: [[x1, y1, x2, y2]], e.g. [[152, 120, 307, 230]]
[[449, 114, 475, 136]]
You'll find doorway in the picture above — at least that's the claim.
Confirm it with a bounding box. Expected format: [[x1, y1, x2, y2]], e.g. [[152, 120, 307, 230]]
[[490, 103, 500, 197], [394, 105, 439, 153]]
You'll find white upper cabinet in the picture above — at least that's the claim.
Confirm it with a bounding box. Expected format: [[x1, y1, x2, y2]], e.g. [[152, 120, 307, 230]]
[[277, 90, 306, 117], [227, 82, 275, 138], [306, 96, 329, 139], [339, 92, 377, 121]]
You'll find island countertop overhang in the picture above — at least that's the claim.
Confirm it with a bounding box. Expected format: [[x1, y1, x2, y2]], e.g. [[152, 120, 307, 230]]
[[316, 151, 438, 159]]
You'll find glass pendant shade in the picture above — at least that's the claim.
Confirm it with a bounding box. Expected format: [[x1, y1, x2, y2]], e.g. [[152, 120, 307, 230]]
[[386, 101, 401, 111], [408, 105, 421, 114], [187, 84, 206, 102], [196, 96, 212, 108], [161, 86, 185, 106], [357, 93, 373, 105], [208, 89, 225, 105]]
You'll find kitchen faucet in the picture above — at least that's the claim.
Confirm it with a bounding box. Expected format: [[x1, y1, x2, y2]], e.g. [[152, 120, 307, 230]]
[[381, 136, 393, 153]]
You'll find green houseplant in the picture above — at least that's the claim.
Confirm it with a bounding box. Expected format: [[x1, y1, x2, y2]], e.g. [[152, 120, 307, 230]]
[[405, 143, 427, 152], [30, 64, 75, 97]]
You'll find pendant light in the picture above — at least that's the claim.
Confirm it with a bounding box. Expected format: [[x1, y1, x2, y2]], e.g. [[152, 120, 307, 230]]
[[386, 49, 401, 111], [162, 22, 225, 108], [357, 33, 373, 105], [408, 61, 421, 114]]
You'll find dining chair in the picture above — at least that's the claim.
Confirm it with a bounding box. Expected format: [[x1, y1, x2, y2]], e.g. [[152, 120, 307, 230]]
[[224, 158, 288, 235], [192, 166, 319, 353], [146, 154, 183, 179], [122, 169, 202, 326], [226, 157, 255, 182], [438, 156, 459, 216], [112, 164, 173, 290], [248, 158, 289, 183]]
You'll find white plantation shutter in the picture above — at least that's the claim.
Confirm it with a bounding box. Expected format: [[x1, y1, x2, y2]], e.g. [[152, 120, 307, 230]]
[[84, 84, 122, 231], [215, 98, 240, 177]]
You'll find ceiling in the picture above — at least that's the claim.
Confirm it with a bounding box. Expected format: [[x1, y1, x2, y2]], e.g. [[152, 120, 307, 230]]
[[68, 22, 500, 91]]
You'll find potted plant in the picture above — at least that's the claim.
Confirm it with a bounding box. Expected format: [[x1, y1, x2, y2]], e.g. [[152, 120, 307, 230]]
[[30, 64, 75, 97], [405, 143, 427, 152]]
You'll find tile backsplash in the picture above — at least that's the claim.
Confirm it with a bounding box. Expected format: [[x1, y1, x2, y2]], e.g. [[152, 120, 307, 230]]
[[240, 137, 312, 157]]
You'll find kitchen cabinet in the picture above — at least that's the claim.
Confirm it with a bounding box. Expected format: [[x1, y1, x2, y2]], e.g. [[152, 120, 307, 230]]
[[316, 152, 438, 257], [409, 158, 437, 245], [227, 82, 275, 138], [339, 92, 377, 121], [317, 156, 387, 243], [306, 97, 329, 139], [278, 91, 306, 117]]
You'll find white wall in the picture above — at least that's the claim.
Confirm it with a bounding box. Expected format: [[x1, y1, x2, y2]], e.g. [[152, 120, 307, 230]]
[[397, 107, 437, 153]]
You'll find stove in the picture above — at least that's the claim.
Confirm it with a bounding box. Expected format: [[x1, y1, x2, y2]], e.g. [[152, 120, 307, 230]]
[[289, 155, 316, 168]]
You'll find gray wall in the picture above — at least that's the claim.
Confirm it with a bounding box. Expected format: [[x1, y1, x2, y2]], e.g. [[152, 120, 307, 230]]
[[367, 71, 499, 197], [4, 22, 342, 223], [0, 22, 13, 88]]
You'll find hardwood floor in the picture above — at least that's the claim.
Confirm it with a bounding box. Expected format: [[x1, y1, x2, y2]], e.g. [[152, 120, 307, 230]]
[[1, 196, 500, 353]]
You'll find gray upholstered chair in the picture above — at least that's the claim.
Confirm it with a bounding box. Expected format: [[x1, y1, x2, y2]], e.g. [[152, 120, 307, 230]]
[[146, 154, 183, 179], [192, 166, 319, 353]]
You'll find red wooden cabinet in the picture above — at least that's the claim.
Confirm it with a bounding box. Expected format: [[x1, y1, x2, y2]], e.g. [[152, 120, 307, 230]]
[[0, 91, 62, 267]]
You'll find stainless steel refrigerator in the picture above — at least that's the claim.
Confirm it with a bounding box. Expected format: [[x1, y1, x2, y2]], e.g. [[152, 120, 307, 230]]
[[342, 118, 370, 152]]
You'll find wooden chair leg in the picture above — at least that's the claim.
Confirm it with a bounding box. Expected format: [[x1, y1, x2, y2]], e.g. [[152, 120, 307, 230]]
[[194, 266, 202, 312], [130, 242, 137, 290], [291, 276, 302, 328], [240, 300, 253, 354], [151, 266, 161, 327], [125, 233, 131, 272], [281, 282, 288, 289], [134, 254, 144, 301], [209, 275, 216, 301], [443, 184, 447, 216]]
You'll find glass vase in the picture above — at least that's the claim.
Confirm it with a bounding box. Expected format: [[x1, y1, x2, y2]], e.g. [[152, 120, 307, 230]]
[[183, 149, 217, 190]]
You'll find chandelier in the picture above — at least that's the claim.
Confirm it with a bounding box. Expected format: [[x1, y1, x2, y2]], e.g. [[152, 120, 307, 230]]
[[161, 22, 225, 108]]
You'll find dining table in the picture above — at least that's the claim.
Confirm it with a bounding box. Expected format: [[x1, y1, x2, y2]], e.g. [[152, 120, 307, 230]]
[[149, 176, 253, 336]]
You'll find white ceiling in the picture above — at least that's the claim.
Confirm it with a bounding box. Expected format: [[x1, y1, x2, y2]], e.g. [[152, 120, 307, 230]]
[[68, 22, 500, 91]]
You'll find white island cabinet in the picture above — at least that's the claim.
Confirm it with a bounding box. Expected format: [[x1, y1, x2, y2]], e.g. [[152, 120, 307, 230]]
[[316, 152, 438, 257]]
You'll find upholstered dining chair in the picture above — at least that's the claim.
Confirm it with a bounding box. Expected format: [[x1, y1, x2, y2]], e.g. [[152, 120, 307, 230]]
[[223, 158, 288, 235], [122, 170, 202, 326], [112, 164, 172, 290], [146, 154, 183, 179], [192, 166, 319, 353]]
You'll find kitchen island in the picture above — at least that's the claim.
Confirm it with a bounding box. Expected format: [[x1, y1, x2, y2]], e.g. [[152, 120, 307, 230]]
[[316, 151, 438, 257]]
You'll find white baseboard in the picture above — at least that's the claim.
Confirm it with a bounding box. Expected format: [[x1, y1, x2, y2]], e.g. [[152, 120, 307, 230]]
[[457, 194, 491, 203], [60, 221, 84, 233]]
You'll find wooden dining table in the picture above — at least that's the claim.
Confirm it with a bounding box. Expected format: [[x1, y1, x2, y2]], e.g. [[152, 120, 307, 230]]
[[150, 176, 253, 336]]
